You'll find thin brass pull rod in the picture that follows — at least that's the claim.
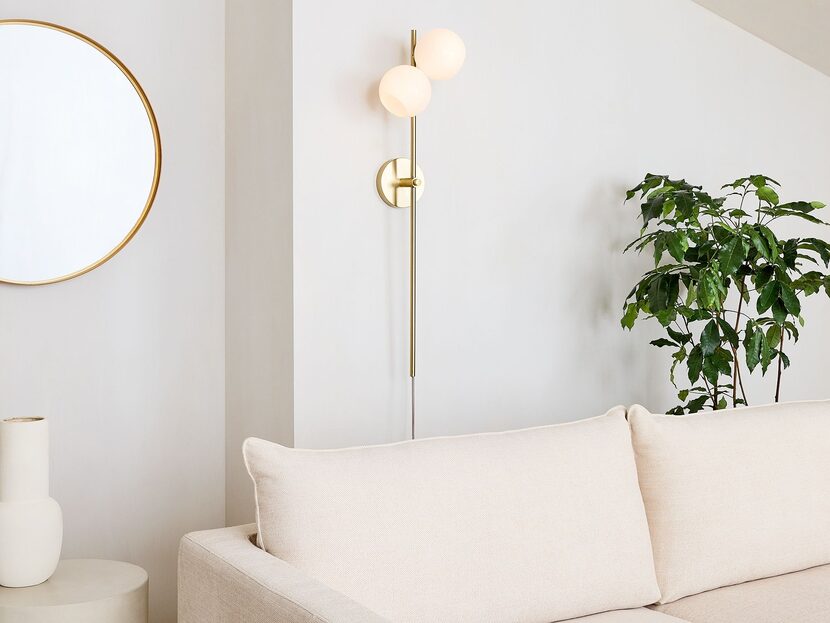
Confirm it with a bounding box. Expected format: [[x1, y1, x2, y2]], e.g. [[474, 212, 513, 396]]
[[410, 28, 417, 440]]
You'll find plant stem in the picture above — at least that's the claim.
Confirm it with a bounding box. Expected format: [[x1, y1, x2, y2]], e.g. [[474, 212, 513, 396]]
[[775, 331, 785, 403], [736, 357, 747, 405], [730, 278, 748, 407]]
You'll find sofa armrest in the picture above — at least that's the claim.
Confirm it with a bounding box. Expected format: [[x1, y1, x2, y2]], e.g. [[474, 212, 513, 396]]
[[178, 524, 390, 623]]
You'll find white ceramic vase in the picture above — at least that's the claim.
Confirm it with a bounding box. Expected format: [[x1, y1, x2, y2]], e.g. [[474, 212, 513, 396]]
[[0, 417, 63, 587]]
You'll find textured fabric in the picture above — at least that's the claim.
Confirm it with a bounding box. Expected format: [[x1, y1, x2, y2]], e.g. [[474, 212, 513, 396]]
[[565, 609, 688, 622], [178, 524, 390, 623], [244, 408, 660, 623], [629, 400, 830, 604], [652, 564, 830, 623]]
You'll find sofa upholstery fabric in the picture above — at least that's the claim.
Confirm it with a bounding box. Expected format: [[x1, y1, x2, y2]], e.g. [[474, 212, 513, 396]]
[[244, 407, 661, 623], [178, 524, 390, 623], [652, 564, 830, 623], [565, 608, 688, 621], [629, 400, 830, 604]]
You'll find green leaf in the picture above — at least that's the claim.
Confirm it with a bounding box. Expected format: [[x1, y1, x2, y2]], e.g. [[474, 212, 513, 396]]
[[678, 389, 690, 402], [757, 281, 779, 314], [772, 210, 827, 225], [666, 231, 689, 262], [685, 283, 697, 307], [641, 194, 667, 227], [653, 232, 667, 267], [702, 347, 731, 384], [702, 357, 718, 385], [650, 338, 678, 348], [791, 270, 824, 295], [686, 395, 709, 413], [655, 307, 678, 327], [759, 225, 779, 260], [700, 319, 720, 356], [811, 201, 826, 210], [687, 345, 703, 383], [780, 239, 799, 269], [800, 238, 830, 267], [667, 327, 692, 344], [745, 324, 763, 372], [754, 264, 775, 289], [679, 306, 711, 322], [670, 346, 687, 387], [771, 299, 788, 325], [717, 397, 728, 410], [761, 332, 774, 373], [725, 177, 749, 189], [648, 274, 679, 313], [713, 347, 733, 375], [777, 201, 818, 213], [717, 317, 740, 349], [766, 324, 781, 350], [621, 303, 638, 330], [757, 185, 780, 205], [712, 225, 733, 245], [779, 283, 801, 316], [718, 236, 746, 276], [746, 226, 770, 260], [780, 351, 791, 369], [698, 265, 726, 310]]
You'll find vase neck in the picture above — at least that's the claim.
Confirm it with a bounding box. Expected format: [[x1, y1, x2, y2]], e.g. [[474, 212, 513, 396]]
[[0, 418, 50, 501]]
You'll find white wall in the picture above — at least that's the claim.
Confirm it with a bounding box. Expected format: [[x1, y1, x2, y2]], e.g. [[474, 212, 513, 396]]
[[0, 2, 225, 622], [225, 0, 293, 528], [292, 0, 830, 447]]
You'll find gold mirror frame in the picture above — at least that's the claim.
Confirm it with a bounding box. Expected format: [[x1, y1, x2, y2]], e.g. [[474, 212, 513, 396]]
[[0, 19, 162, 286]]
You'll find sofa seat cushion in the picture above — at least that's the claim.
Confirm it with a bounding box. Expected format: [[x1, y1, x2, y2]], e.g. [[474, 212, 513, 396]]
[[244, 408, 661, 623], [651, 564, 830, 623], [629, 401, 830, 603], [565, 608, 688, 621]]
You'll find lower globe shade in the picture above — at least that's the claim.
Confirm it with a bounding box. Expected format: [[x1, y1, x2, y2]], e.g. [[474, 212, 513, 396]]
[[378, 65, 431, 117]]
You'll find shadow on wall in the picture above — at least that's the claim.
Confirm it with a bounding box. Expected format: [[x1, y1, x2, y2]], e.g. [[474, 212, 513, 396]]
[[573, 178, 673, 412]]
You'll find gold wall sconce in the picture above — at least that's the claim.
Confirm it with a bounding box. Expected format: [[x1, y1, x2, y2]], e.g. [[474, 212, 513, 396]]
[[376, 28, 465, 438]]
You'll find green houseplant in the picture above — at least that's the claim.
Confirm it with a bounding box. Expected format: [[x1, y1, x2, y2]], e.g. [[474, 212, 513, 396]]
[[621, 174, 830, 414]]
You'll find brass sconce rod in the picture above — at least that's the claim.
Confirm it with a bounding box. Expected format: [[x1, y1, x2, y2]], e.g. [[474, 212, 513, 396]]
[[409, 29, 417, 440]]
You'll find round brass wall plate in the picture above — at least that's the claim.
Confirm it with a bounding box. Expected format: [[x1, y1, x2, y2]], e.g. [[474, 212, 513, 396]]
[[376, 158, 425, 208]]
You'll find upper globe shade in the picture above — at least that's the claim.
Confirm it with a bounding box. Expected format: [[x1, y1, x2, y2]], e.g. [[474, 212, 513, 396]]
[[414, 29, 466, 80], [378, 65, 431, 117]]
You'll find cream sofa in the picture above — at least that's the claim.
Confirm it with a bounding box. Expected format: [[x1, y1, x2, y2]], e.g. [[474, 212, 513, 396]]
[[179, 400, 830, 623]]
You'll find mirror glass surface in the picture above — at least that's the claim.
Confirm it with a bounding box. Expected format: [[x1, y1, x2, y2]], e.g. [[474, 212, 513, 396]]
[[0, 21, 159, 284]]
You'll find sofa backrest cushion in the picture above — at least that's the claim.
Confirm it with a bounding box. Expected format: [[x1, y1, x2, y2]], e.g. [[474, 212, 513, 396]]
[[629, 400, 830, 604], [244, 407, 660, 623]]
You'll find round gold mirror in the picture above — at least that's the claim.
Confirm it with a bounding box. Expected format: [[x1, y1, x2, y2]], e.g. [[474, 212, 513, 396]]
[[0, 20, 161, 285]]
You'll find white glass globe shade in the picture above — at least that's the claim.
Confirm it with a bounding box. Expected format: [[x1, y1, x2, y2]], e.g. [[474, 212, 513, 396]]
[[378, 65, 432, 117], [414, 29, 466, 80]]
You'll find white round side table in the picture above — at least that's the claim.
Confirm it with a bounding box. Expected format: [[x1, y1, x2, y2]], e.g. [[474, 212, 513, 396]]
[[0, 559, 148, 623]]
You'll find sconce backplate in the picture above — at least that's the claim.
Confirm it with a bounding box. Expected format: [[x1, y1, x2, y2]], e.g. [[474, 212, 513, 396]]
[[376, 158, 425, 208]]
